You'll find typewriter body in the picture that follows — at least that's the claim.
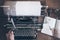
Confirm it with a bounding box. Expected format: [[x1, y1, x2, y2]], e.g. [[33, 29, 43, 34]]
[[4, 1, 47, 39]]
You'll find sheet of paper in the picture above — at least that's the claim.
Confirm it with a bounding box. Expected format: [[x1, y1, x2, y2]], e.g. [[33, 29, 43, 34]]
[[54, 20, 60, 38], [16, 1, 41, 16], [41, 16, 56, 36]]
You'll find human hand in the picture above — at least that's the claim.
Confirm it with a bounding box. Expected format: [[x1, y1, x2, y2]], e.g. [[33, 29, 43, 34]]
[[6, 30, 14, 40]]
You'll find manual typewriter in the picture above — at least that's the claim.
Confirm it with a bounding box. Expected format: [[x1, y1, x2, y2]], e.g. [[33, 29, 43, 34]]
[[3, 1, 48, 40]]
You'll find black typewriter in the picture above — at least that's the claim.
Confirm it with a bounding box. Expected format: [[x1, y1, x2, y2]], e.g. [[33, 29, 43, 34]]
[[3, 1, 47, 40]]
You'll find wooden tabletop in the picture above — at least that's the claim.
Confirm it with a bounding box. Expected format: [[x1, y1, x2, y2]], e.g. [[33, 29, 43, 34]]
[[37, 32, 60, 40]]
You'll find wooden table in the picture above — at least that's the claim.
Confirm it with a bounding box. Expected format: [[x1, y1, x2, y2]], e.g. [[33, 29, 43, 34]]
[[37, 32, 60, 40]]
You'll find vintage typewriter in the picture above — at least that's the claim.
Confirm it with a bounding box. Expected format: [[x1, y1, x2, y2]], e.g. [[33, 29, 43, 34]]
[[3, 1, 48, 40]]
